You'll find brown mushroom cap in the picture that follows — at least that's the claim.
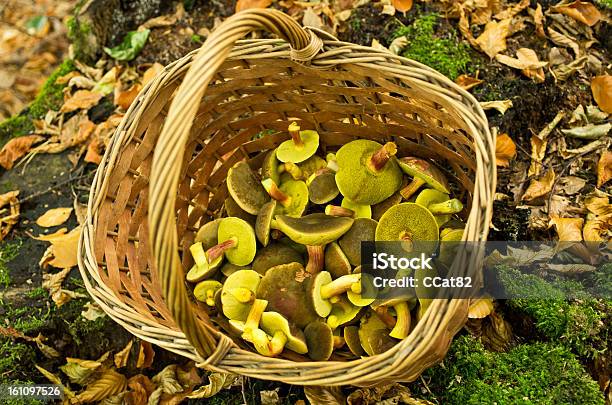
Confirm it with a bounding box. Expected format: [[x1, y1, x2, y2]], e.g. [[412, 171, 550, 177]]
[[255, 200, 277, 247], [256, 263, 319, 328], [220, 263, 248, 278], [194, 218, 222, 249], [271, 213, 354, 246], [358, 310, 396, 356], [252, 243, 304, 275], [339, 218, 378, 266], [227, 161, 269, 215], [304, 321, 334, 361], [324, 242, 352, 278], [225, 196, 256, 226], [308, 171, 340, 205], [344, 325, 365, 356], [262, 149, 281, 185], [398, 157, 450, 199]]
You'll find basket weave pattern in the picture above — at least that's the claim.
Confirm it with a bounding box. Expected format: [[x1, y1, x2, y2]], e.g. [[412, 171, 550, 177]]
[[78, 9, 495, 386]]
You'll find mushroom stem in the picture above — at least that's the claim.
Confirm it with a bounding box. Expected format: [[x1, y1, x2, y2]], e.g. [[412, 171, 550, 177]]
[[368, 142, 397, 172], [326, 154, 339, 172], [399, 177, 426, 199], [228, 287, 255, 304], [288, 122, 304, 148], [428, 199, 464, 215], [205, 289, 215, 307], [262, 178, 292, 207], [284, 162, 303, 180], [320, 274, 361, 299], [306, 245, 324, 274], [243, 299, 268, 335], [389, 302, 411, 339], [374, 306, 397, 329], [399, 231, 414, 252], [325, 205, 355, 217], [206, 237, 238, 263]]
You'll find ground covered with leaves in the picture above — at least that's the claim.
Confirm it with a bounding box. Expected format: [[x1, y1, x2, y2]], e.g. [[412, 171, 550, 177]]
[[0, 0, 610, 404]]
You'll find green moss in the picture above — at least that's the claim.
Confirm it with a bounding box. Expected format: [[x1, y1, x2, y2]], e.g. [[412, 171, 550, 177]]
[[0, 341, 37, 381], [191, 34, 202, 43], [595, 0, 612, 9], [7, 305, 51, 335], [0, 60, 75, 145], [393, 14, 472, 80], [61, 299, 111, 348], [0, 240, 23, 288], [420, 335, 604, 405], [25, 288, 47, 300]]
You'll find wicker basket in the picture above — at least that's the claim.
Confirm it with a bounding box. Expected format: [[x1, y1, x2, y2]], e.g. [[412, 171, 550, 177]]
[[78, 9, 495, 386]]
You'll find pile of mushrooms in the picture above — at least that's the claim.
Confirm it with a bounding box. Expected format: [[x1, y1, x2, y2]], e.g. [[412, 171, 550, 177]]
[[185, 122, 466, 360]]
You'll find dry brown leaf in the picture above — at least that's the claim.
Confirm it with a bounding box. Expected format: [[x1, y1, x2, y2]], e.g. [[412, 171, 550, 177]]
[[115, 84, 141, 110], [547, 27, 580, 57], [41, 267, 86, 307], [584, 193, 611, 216], [303, 386, 345, 405], [60, 90, 103, 113], [480, 99, 513, 114], [516, 48, 546, 83], [302, 7, 324, 29], [558, 176, 586, 195], [0, 135, 44, 169], [84, 137, 103, 165], [534, 4, 545, 38], [36, 226, 81, 269], [81, 302, 106, 321], [392, 0, 413, 13], [114, 340, 134, 369], [494, 0, 529, 20], [36, 207, 72, 227], [597, 150, 612, 188], [126, 374, 156, 405], [468, 298, 494, 319], [551, 0, 601, 27], [75, 368, 128, 403], [522, 169, 555, 201], [33, 112, 95, 155], [476, 18, 512, 58], [235, 0, 272, 12], [583, 217, 610, 241], [551, 216, 584, 241], [60, 357, 103, 385], [136, 341, 155, 369], [495, 133, 516, 167], [0, 190, 20, 241], [142, 63, 164, 86], [458, 6, 479, 47], [528, 135, 547, 177], [591, 75, 612, 114], [455, 74, 484, 90], [36, 364, 76, 400]]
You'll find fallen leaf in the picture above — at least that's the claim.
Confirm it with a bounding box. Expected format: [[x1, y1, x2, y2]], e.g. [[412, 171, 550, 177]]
[[546, 263, 597, 273], [302, 7, 324, 29], [36, 207, 72, 227], [60, 357, 103, 385], [347, 383, 427, 405], [533, 4, 545, 38], [236, 0, 273, 12], [548, 194, 572, 217], [142, 63, 164, 86], [92, 67, 118, 96], [528, 135, 546, 177], [115, 84, 141, 110], [480, 99, 513, 114], [481, 312, 513, 352], [136, 341, 155, 369], [60, 90, 103, 113], [104, 30, 150, 61], [303, 386, 345, 404], [585, 105, 608, 123], [468, 298, 494, 319], [0, 135, 44, 169], [0, 190, 20, 241], [476, 18, 512, 58], [261, 389, 280, 405], [561, 123, 611, 139], [551, 0, 601, 26], [392, 0, 413, 13], [36, 365, 76, 399], [522, 169, 555, 201], [33, 112, 95, 155], [551, 216, 584, 241], [591, 75, 612, 114], [36, 226, 81, 269], [126, 374, 156, 405], [75, 368, 127, 403], [152, 365, 183, 395], [389, 36, 408, 55], [84, 137, 103, 165], [188, 372, 239, 398], [584, 192, 611, 216], [81, 301, 106, 321], [495, 133, 516, 167], [516, 48, 546, 82], [547, 27, 580, 57], [557, 176, 586, 195], [42, 267, 86, 307], [583, 216, 611, 241], [140, 3, 184, 29], [455, 74, 484, 90], [114, 340, 134, 369], [597, 150, 612, 188], [458, 6, 479, 47]]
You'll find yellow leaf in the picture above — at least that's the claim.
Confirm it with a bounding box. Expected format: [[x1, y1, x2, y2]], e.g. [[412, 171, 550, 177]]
[[534, 3, 545, 38], [495, 133, 516, 167], [188, 372, 239, 399], [493, 0, 529, 20], [60, 358, 103, 385], [468, 298, 494, 319], [136, 340, 155, 369], [551, 0, 601, 27], [392, 0, 413, 13], [591, 75, 612, 114], [36, 207, 73, 227], [528, 135, 547, 177], [60, 90, 103, 113], [235, 0, 272, 13], [142, 63, 164, 86], [114, 340, 134, 369], [37, 226, 81, 269], [36, 364, 76, 399], [476, 18, 512, 59], [551, 217, 584, 241], [522, 170, 555, 201], [516, 48, 546, 83], [597, 150, 612, 188], [584, 193, 612, 216], [115, 84, 141, 110], [583, 216, 610, 241], [479, 99, 513, 114], [74, 368, 127, 403], [455, 74, 483, 90], [0, 135, 44, 169], [0, 190, 20, 241]]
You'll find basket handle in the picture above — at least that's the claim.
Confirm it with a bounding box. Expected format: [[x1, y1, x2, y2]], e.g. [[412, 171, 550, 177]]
[[148, 10, 316, 359]]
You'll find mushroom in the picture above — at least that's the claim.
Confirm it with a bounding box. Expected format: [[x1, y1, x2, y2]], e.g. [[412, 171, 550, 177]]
[[397, 157, 450, 200], [324, 204, 354, 217], [438, 228, 464, 268], [227, 161, 269, 215], [339, 218, 378, 266], [262, 149, 281, 185], [193, 280, 222, 307], [335, 140, 403, 205], [220, 270, 261, 321], [344, 325, 365, 356], [229, 298, 287, 357], [216, 217, 257, 266], [341, 197, 371, 219], [304, 321, 334, 361], [255, 200, 276, 246], [414, 266, 438, 320], [261, 178, 309, 218], [186, 241, 222, 283], [371, 297, 413, 340], [271, 213, 354, 274], [276, 122, 320, 164], [324, 242, 351, 278], [415, 189, 463, 226], [224, 196, 256, 226], [326, 152, 339, 172], [260, 312, 308, 354], [299, 155, 327, 178], [326, 296, 362, 330], [194, 218, 222, 249], [371, 192, 402, 221], [220, 262, 248, 278], [308, 170, 339, 205], [375, 203, 439, 254], [358, 310, 396, 356], [346, 267, 377, 307], [252, 243, 304, 275], [256, 263, 319, 328], [309, 271, 361, 317]]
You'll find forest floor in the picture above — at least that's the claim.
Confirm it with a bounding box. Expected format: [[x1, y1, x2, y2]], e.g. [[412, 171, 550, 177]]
[[0, 0, 610, 404]]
